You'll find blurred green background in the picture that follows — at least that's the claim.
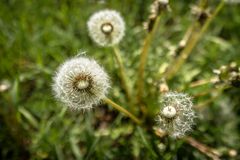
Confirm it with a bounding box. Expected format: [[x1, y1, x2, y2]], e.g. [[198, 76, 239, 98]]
[[0, 0, 240, 159]]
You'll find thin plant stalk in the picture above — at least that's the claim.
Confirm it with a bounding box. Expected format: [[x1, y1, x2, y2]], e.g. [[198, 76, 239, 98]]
[[112, 46, 133, 104], [189, 77, 218, 88], [178, 24, 196, 50], [177, 77, 218, 92], [136, 15, 161, 104], [103, 97, 141, 124], [163, 0, 224, 80], [156, 0, 207, 80], [154, 130, 221, 159], [193, 90, 211, 98], [184, 136, 221, 160]]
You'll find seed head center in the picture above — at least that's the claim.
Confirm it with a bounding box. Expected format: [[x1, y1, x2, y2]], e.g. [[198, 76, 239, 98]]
[[101, 23, 113, 34], [76, 80, 89, 90], [162, 106, 176, 118]]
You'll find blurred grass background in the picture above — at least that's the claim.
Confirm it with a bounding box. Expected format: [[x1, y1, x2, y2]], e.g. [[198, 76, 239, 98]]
[[0, 0, 240, 159]]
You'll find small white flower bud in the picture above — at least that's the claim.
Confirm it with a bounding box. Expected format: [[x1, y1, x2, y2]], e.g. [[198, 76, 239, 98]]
[[162, 106, 176, 118], [101, 23, 113, 34], [52, 56, 110, 110], [87, 9, 125, 47]]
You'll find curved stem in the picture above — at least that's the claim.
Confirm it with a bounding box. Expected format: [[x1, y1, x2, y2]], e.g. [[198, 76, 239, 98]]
[[103, 97, 141, 124], [177, 77, 218, 92], [185, 136, 221, 160], [136, 15, 161, 104], [112, 46, 133, 104], [163, 0, 224, 80], [189, 77, 218, 88]]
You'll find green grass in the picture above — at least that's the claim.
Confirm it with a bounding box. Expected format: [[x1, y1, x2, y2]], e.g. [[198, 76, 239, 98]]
[[0, 0, 240, 159]]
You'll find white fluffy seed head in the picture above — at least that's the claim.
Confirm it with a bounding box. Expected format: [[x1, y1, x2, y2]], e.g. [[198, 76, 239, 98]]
[[157, 92, 195, 138], [53, 56, 110, 110], [87, 9, 125, 47]]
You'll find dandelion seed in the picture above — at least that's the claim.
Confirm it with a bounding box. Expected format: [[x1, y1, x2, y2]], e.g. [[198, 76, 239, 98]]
[[53, 56, 110, 110], [157, 92, 195, 138], [87, 9, 125, 46]]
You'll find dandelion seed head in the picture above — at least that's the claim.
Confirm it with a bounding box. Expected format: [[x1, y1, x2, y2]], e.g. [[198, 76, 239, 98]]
[[157, 92, 195, 138], [87, 9, 125, 47], [53, 56, 110, 110]]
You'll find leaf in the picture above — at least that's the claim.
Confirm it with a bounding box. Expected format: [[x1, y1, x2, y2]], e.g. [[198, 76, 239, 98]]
[[137, 126, 158, 158], [18, 107, 38, 128]]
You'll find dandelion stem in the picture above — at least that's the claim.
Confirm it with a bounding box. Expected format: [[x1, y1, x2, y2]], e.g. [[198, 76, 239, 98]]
[[163, 0, 224, 80], [103, 97, 141, 124], [189, 77, 218, 88], [177, 77, 218, 92], [112, 46, 133, 104], [154, 130, 221, 159], [136, 15, 161, 104], [185, 136, 221, 160]]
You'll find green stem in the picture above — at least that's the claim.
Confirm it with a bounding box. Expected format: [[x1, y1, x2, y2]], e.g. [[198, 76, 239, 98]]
[[189, 77, 218, 88], [103, 97, 141, 124], [112, 46, 132, 104], [164, 0, 224, 80], [136, 15, 161, 104]]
